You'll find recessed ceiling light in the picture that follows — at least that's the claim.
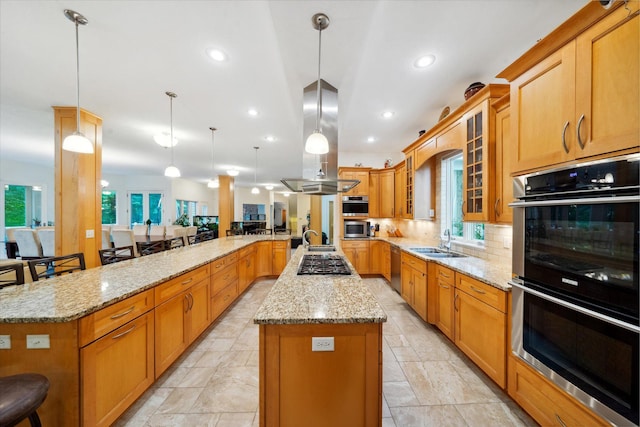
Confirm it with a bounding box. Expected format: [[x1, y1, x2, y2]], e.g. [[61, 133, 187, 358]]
[[227, 168, 239, 176], [265, 185, 274, 190], [206, 48, 227, 62], [265, 135, 275, 142], [367, 136, 375, 143], [382, 111, 394, 119], [414, 54, 436, 68], [248, 108, 259, 116]]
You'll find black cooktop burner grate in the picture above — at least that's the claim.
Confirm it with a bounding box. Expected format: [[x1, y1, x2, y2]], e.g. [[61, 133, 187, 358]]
[[297, 254, 352, 275]]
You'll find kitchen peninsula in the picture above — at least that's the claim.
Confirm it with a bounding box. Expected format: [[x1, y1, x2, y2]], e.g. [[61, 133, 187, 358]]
[[254, 247, 387, 427], [0, 235, 291, 426]]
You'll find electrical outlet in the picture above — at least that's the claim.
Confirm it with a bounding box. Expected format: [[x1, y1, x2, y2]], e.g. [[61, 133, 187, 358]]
[[312, 337, 334, 352], [503, 237, 512, 249], [26, 334, 50, 349], [0, 335, 11, 349]]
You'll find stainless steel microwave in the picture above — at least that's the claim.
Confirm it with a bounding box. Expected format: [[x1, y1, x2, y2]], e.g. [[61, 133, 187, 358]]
[[342, 196, 368, 217], [344, 220, 370, 238]]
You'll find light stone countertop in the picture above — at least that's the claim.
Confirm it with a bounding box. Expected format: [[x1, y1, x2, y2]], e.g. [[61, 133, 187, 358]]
[[348, 236, 513, 292], [0, 235, 290, 324], [253, 246, 387, 325]]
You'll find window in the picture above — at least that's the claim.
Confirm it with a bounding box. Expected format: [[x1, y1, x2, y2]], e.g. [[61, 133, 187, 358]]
[[129, 192, 163, 226], [441, 153, 484, 243], [176, 200, 197, 221], [4, 184, 43, 227], [101, 190, 117, 224]]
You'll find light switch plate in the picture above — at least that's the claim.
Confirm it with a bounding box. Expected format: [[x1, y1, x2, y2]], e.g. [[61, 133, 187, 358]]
[[312, 337, 334, 352], [0, 335, 10, 349], [26, 334, 50, 349], [86, 229, 95, 238]]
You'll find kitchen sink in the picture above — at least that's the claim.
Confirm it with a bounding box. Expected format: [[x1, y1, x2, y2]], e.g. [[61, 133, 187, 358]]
[[409, 247, 467, 258], [307, 245, 336, 252]]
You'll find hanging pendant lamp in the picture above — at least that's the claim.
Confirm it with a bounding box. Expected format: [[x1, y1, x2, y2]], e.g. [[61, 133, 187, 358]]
[[207, 127, 219, 188], [163, 91, 180, 178], [251, 146, 260, 194], [304, 13, 330, 155], [62, 9, 93, 154]]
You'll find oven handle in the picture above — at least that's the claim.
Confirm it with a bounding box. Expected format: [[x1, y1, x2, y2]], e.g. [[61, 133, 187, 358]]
[[510, 281, 640, 334], [509, 194, 639, 208]]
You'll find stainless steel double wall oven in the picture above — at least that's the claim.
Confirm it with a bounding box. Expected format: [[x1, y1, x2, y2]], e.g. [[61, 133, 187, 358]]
[[511, 155, 639, 426]]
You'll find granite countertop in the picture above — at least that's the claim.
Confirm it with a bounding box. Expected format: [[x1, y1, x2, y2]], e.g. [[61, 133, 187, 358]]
[[0, 235, 290, 324], [345, 236, 513, 292], [253, 246, 387, 325]]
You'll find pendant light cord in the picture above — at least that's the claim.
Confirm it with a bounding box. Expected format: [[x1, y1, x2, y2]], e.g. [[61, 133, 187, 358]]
[[210, 127, 216, 176], [254, 147, 258, 185], [74, 19, 81, 132], [315, 27, 323, 132]]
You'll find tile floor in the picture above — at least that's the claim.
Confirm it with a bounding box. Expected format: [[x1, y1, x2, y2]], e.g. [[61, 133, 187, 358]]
[[114, 278, 537, 427]]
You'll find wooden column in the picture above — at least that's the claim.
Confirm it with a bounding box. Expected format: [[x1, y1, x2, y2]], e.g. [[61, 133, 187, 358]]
[[309, 196, 322, 245], [218, 175, 234, 237], [53, 107, 102, 268]]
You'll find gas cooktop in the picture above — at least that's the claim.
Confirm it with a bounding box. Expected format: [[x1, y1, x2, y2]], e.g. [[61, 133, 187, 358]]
[[297, 254, 352, 275]]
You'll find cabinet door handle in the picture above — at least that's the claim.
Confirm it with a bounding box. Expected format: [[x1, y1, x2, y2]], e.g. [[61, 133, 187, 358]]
[[494, 198, 500, 218], [110, 305, 135, 320], [112, 325, 136, 340], [576, 114, 585, 149], [454, 293, 459, 311], [470, 285, 486, 294], [555, 414, 568, 427], [561, 121, 570, 153], [181, 278, 193, 286], [461, 201, 466, 218], [188, 293, 194, 310]]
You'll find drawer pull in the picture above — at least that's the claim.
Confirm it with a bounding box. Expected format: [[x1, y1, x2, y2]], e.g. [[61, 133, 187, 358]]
[[555, 414, 567, 427], [439, 271, 450, 278], [439, 284, 450, 289], [110, 306, 135, 320], [181, 278, 193, 286], [470, 285, 486, 294], [223, 294, 230, 302], [112, 325, 136, 340]]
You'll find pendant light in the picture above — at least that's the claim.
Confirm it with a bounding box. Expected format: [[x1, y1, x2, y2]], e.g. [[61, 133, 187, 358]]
[[163, 91, 180, 178], [62, 9, 93, 154], [304, 13, 330, 155], [207, 127, 219, 188], [251, 146, 260, 194]]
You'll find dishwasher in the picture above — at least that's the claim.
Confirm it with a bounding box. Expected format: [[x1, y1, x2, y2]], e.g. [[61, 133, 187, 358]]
[[390, 246, 401, 294]]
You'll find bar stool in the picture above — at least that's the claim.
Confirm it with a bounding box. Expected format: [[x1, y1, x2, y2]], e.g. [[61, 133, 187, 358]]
[[0, 373, 49, 427]]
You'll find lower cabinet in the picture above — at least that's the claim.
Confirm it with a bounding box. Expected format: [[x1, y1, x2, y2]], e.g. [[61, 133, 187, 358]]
[[455, 274, 507, 388], [211, 253, 239, 321], [238, 245, 257, 293], [434, 264, 455, 341], [256, 240, 273, 276], [272, 240, 291, 275], [369, 240, 390, 280], [342, 240, 371, 274], [400, 252, 427, 320], [508, 355, 609, 427]]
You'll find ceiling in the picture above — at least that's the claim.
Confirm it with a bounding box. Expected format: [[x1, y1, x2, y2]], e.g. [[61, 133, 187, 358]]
[[0, 0, 587, 191]]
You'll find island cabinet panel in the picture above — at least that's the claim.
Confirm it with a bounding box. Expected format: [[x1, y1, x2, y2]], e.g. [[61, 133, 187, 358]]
[[454, 274, 507, 388], [211, 253, 239, 321], [434, 264, 455, 341], [260, 323, 382, 427], [155, 265, 212, 377], [508, 355, 609, 427], [238, 245, 257, 294], [81, 311, 154, 427], [272, 240, 291, 275], [0, 322, 80, 427], [256, 241, 273, 277]]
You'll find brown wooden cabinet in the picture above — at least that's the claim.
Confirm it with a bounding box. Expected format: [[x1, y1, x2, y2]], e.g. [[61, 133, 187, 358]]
[[454, 274, 507, 388], [502, 3, 639, 174], [211, 252, 239, 321], [400, 252, 427, 321], [394, 162, 405, 219], [493, 95, 513, 224], [369, 240, 391, 282], [339, 167, 370, 197], [434, 264, 455, 341], [379, 169, 395, 218], [342, 239, 370, 274], [272, 240, 291, 275], [154, 264, 211, 376], [238, 245, 257, 294], [404, 151, 414, 219], [256, 240, 273, 277], [508, 355, 609, 427], [368, 170, 380, 218]]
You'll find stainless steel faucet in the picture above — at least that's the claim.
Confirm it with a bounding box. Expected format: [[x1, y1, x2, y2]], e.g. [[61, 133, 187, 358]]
[[440, 228, 451, 252], [302, 229, 318, 247]]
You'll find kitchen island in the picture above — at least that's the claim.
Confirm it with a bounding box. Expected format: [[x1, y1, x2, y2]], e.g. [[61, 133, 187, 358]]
[[254, 246, 387, 427], [0, 235, 290, 426]]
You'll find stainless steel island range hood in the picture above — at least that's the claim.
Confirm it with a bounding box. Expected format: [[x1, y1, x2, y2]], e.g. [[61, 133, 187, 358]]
[[281, 14, 359, 196]]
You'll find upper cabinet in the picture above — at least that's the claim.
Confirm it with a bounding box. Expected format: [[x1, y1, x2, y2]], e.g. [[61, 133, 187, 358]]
[[462, 101, 491, 221], [493, 94, 512, 224], [404, 151, 414, 219], [339, 167, 370, 197], [394, 161, 406, 219], [498, 2, 639, 174]]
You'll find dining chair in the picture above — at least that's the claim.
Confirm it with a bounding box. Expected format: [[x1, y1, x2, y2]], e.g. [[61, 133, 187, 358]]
[[225, 229, 243, 237], [132, 224, 147, 236], [36, 229, 55, 257], [0, 373, 50, 427], [170, 227, 187, 245], [112, 230, 140, 257], [149, 225, 165, 237], [185, 226, 198, 245], [0, 262, 25, 288], [274, 228, 292, 235], [98, 246, 135, 265], [138, 240, 166, 256], [101, 227, 112, 250], [165, 237, 185, 250], [27, 253, 86, 281], [13, 229, 43, 260]]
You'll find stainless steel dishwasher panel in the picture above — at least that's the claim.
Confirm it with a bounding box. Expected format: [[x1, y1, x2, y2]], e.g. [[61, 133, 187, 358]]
[[390, 246, 401, 294]]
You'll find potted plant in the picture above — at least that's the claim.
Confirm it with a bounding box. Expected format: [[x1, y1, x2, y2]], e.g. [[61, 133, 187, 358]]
[[173, 213, 190, 227]]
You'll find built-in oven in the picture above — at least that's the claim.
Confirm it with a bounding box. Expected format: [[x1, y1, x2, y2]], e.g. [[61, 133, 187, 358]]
[[342, 196, 368, 217], [511, 154, 639, 426], [344, 220, 370, 239]]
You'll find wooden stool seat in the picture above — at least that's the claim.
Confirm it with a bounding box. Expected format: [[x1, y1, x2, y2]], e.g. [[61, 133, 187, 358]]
[[0, 373, 49, 427]]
